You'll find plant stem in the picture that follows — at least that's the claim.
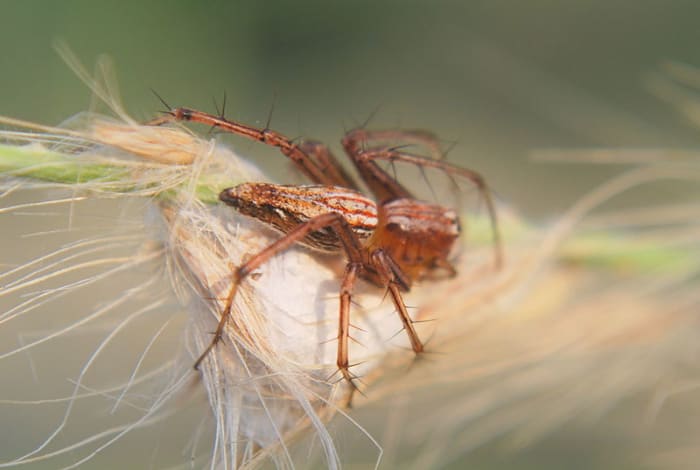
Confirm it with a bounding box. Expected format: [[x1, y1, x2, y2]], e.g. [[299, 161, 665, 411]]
[[1, 142, 695, 275]]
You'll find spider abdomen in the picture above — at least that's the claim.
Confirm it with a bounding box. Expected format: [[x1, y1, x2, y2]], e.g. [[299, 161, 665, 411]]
[[220, 183, 378, 251]]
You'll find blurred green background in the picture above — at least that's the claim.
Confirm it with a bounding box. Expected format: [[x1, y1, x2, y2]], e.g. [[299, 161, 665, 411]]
[[2, 1, 700, 469], [2, 0, 700, 216]]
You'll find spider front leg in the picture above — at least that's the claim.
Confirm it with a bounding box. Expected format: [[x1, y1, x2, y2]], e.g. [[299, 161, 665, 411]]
[[342, 129, 441, 201], [336, 249, 425, 403], [370, 250, 425, 355], [343, 128, 447, 162]]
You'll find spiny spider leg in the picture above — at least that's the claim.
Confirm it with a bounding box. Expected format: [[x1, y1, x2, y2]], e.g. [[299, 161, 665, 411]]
[[297, 140, 358, 189], [195, 209, 368, 390], [371, 249, 424, 354], [151, 108, 346, 186], [344, 128, 446, 161], [338, 262, 361, 388], [341, 129, 450, 201], [350, 128, 463, 203]]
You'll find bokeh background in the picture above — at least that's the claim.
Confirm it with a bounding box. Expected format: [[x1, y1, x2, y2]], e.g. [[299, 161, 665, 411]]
[[2, 1, 700, 215], [1, 1, 700, 469]]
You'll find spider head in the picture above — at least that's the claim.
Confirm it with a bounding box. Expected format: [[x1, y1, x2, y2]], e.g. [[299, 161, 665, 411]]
[[371, 198, 460, 281]]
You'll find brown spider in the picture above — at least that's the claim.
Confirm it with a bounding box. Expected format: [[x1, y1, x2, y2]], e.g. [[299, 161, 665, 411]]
[[151, 106, 501, 392]]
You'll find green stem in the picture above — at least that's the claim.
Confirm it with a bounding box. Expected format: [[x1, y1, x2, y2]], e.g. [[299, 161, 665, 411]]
[[1, 143, 696, 274], [0, 143, 128, 184], [0, 143, 221, 204]]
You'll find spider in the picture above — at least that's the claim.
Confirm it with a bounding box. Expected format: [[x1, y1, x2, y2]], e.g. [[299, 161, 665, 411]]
[[151, 104, 502, 393]]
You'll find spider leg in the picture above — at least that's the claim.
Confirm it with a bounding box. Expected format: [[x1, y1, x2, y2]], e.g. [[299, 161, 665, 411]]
[[431, 257, 458, 278], [337, 262, 362, 391], [297, 140, 358, 189], [193, 267, 241, 369], [342, 146, 414, 202], [342, 129, 450, 202], [194, 211, 369, 393], [344, 144, 502, 268], [148, 107, 351, 187], [343, 128, 446, 161], [370, 249, 425, 354]]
